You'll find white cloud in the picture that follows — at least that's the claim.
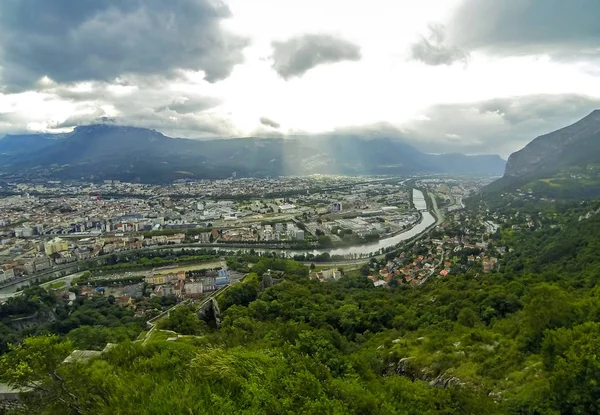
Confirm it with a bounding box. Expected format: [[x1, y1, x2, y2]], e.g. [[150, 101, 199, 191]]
[[0, 0, 599, 157]]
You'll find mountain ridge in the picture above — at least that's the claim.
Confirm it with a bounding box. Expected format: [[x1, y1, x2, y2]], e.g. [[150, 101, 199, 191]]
[[0, 124, 505, 183], [485, 109, 600, 198], [504, 109, 600, 178]]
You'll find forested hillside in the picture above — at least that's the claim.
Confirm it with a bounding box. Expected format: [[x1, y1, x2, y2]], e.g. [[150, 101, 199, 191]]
[[2, 202, 600, 414]]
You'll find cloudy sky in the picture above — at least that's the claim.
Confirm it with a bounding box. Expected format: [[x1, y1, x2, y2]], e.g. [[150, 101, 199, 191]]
[[1, 0, 600, 157]]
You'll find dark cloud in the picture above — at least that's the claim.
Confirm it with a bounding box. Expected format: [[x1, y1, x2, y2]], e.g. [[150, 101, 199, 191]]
[[0, 0, 248, 89], [411, 24, 469, 65], [259, 117, 280, 129], [446, 0, 600, 58], [403, 94, 600, 157], [271, 34, 361, 79]]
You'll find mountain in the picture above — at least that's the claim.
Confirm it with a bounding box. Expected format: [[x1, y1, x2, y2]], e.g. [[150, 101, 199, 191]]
[[504, 110, 600, 177], [0, 133, 61, 159], [0, 124, 505, 183], [487, 110, 600, 197]]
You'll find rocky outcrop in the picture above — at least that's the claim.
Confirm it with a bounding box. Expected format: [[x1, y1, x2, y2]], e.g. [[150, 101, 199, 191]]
[[393, 357, 416, 379], [197, 298, 222, 329], [390, 357, 465, 389], [504, 109, 600, 178], [428, 374, 465, 389], [8, 309, 56, 331]]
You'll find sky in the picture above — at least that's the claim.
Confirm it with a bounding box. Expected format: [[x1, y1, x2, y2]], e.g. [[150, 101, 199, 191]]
[[1, 0, 600, 158]]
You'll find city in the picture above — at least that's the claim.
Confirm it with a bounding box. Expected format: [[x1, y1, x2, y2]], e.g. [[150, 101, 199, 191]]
[[2, 0, 600, 413], [0, 174, 503, 306]]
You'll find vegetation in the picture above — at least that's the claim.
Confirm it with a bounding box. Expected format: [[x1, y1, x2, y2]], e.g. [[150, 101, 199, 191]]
[[3, 201, 600, 413], [89, 252, 219, 274], [158, 305, 207, 335], [0, 287, 147, 355]]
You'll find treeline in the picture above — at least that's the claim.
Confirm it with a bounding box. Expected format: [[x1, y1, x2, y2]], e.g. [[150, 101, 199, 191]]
[[92, 254, 217, 274]]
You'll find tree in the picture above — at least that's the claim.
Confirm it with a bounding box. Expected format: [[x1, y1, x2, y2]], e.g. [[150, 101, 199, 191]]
[[159, 306, 205, 335], [220, 274, 261, 311], [67, 326, 136, 350], [317, 236, 332, 248], [521, 284, 574, 350], [547, 323, 600, 414], [0, 335, 84, 414], [457, 307, 479, 328]]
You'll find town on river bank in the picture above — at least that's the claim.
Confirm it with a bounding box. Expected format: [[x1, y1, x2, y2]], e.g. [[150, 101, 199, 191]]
[[0, 177, 493, 299]]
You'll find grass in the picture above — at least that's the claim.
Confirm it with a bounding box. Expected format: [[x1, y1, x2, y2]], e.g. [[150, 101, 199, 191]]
[[148, 329, 178, 342], [311, 263, 365, 273], [46, 281, 66, 290], [136, 330, 149, 341]]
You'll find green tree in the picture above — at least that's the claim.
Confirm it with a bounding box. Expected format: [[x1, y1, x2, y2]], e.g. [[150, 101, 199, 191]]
[[159, 306, 205, 335], [317, 235, 332, 248], [0, 335, 83, 414], [457, 307, 479, 328], [547, 323, 600, 414], [521, 284, 574, 350], [219, 274, 260, 311]]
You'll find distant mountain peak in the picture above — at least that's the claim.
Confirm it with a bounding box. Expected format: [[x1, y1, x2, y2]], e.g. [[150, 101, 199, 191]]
[[74, 124, 156, 133]]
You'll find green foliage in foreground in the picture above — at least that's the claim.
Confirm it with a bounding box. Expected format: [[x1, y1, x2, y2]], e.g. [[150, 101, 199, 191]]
[[4, 268, 600, 414], [0, 333, 495, 415], [3, 202, 600, 414]]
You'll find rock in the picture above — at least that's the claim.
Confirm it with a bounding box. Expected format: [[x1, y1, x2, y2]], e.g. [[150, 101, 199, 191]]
[[428, 374, 465, 389], [394, 357, 416, 379]]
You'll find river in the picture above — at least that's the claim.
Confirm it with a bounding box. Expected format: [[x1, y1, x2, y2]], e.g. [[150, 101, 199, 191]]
[[207, 189, 435, 257], [0, 189, 436, 297]]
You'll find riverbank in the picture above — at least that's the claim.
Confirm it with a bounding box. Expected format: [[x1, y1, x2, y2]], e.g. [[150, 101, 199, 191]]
[[1, 189, 439, 294]]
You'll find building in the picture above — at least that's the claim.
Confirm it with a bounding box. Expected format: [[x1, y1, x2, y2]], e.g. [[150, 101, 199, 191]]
[[145, 273, 178, 285], [331, 202, 343, 213], [311, 268, 342, 282], [0, 267, 15, 282], [24, 256, 52, 274], [123, 283, 144, 298], [14, 227, 35, 238], [200, 275, 217, 292], [44, 237, 68, 256], [159, 284, 176, 297], [215, 276, 229, 288], [184, 281, 204, 296], [195, 232, 212, 243]]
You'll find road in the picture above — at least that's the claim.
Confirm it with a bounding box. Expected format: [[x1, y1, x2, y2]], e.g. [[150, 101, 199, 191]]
[[1, 189, 445, 295], [429, 191, 444, 226]]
